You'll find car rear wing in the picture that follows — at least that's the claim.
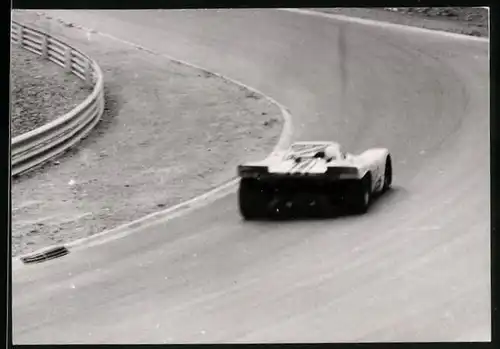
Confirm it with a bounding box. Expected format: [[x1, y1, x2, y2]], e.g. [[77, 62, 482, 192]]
[[238, 165, 360, 179]]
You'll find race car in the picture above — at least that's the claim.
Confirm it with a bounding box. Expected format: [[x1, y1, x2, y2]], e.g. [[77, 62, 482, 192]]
[[237, 141, 392, 219]]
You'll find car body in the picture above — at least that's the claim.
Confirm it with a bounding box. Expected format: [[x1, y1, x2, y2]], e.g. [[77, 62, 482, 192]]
[[237, 141, 392, 219]]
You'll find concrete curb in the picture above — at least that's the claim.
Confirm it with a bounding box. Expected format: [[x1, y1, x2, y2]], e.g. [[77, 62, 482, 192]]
[[19, 246, 69, 264], [12, 13, 294, 266]]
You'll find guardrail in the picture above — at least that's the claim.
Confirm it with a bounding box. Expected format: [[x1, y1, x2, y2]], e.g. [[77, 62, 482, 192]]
[[10, 20, 105, 176]]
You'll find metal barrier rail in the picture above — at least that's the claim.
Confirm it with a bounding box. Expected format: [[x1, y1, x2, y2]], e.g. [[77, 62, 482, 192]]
[[10, 20, 105, 176]]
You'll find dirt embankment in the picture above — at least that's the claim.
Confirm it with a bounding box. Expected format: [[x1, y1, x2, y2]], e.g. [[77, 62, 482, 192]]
[[314, 7, 488, 38]]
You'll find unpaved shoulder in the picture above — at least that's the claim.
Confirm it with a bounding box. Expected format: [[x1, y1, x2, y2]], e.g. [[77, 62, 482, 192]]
[[311, 7, 488, 38], [11, 11, 283, 257]]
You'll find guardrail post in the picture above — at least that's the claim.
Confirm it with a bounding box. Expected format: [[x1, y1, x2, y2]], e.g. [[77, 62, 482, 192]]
[[99, 89, 105, 114], [18, 25, 24, 46], [84, 59, 92, 88], [41, 35, 48, 59], [64, 47, 72, 73]]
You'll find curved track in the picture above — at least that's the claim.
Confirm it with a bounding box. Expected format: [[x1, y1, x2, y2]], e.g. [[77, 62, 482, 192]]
[[12, 9, 490, 343]]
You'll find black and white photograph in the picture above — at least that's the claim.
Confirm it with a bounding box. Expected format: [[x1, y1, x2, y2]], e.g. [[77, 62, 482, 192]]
[[9, 4, 491, 344]]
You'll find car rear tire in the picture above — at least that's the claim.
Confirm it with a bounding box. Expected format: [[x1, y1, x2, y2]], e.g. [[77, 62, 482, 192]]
[[238, 178, 269, 220], [347, 174, 372, 214]]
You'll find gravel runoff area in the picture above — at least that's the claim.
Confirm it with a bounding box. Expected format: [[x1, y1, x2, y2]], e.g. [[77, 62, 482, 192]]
[[11, 11, 283, 257], [10, 44, 91, 138], [312, 7, 489, 38]]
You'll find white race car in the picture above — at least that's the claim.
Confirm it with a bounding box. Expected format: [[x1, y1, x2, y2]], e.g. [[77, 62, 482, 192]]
[[237, 141, 392, 219]]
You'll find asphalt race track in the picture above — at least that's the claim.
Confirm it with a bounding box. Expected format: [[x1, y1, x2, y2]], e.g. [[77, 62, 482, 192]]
[[12, 9, 490, 343]]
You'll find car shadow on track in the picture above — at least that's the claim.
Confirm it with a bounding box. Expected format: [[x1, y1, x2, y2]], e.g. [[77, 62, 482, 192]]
[[248, 185, 407, 222]]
